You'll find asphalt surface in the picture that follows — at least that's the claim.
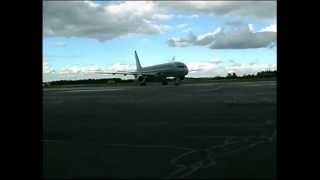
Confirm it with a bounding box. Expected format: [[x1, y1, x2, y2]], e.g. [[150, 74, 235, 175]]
[[43, 80, 277, 178]]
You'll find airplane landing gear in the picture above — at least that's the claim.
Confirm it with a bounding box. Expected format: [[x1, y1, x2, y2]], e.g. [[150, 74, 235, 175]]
[[174, 77, 181, 86], [161, 78, 168, 85], [140, 78, 147, 86], [137, 76, 147, 86]]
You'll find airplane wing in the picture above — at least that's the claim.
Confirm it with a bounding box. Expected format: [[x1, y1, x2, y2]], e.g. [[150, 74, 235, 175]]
[[95, 70, 159, 77], [95, 71, 137, 76]]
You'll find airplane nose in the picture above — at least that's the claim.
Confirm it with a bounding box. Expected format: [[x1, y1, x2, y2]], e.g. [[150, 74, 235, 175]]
[[185, 67, 188, 75]]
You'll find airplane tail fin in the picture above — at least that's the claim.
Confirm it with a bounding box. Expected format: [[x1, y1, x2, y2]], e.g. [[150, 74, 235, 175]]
[[135, 50, 142, 72]]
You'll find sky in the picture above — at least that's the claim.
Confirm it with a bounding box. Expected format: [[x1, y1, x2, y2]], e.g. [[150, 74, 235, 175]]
[[43, 1, 277, 82]]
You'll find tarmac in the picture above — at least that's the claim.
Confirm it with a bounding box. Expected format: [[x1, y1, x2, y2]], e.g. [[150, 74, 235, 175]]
[[43, 80, 277, 178]]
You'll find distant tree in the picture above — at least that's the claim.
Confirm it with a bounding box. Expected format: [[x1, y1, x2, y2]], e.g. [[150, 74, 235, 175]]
[[232, 72, 237, 78]]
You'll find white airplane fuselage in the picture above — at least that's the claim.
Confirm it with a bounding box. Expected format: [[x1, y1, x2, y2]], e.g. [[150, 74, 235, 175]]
[[140, 61, 189, 79]]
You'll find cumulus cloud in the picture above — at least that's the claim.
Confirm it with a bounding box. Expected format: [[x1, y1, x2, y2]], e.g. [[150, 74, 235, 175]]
[[60, 66, 84, 74], [175, 24, 192, 34], [182, 27, 192, 33], [43, 63, 137, 82], [43, 62, 58, 82], [157, 1, 276, 19], [43, 62, 55, 74], [44, 1, 276, 42], [168, 24, 276, 49], [227, 63, 277, 75], [187, 61, 276, 78], [258, 23, 277, 32], [209, 25, 276, 49], [167, 27, 223, 47], [176, 23, 189, 29], [225, 19, 245, 27], [152, 14, 174, 21], [107, 63, 135, 72], [59, 63, 135, 75], [167, 37, 190, 48], [176, 14, 199, 19], [187, 60, 223, 72], [43, 1, 170, 41], [54, 42, 67, 47]]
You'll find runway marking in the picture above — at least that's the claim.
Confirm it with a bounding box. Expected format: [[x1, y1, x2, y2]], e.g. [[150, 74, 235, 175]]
[[166, 129, 276, 178]]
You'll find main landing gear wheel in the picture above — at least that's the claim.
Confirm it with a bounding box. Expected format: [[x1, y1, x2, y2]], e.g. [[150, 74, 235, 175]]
[[174, 77, 181, 86], [139, 78, 147, 86], [137, 76, 147, 86], [161, 78, 168, 85]]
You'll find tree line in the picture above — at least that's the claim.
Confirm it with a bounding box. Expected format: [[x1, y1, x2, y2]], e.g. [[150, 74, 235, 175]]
[[44, 70, 276, 86]]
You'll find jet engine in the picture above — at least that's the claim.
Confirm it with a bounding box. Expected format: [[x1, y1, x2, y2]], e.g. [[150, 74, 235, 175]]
[[135, 75, 146, 86]]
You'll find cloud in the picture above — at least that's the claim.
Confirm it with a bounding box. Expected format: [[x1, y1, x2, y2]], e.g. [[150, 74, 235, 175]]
[[196, 28, 223, 45], [44, 1, 276, 42], [60, 66, 83, 74], [231, 63, 242, 67], [43, 1, 170, 41], [168, 24, 276, 49], [187, 61, 222, 72], [43, 62, 57, 82], [167, 27, 222, 47], [151, 14, 174, 21], [157, 1, 276, 19], [176, 23, 189, 29], [167, 37, 190, 48], [187, 61, 277, 77], [190, 14, 199, 19], [224, 19, 245, 27], [210, 60, 223, 65], [43, 62, 55, 74], [209, 25, 276, 49], [54, 42, 67, 47], [258, 23, 277, 32], [176, 14, 199, 19], [176, 23, 192, 33], [59, 64, 134, 75], [107, 63, 135, 72], [43, 63, 138, 82], [83, 1, 100, 8], [44, 54, 80, 59], [182, 27, 192, 33], [227, 63, 277, 76]]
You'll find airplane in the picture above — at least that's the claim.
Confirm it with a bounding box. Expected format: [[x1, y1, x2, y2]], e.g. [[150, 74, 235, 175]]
[[97, 51, 189, 86]]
